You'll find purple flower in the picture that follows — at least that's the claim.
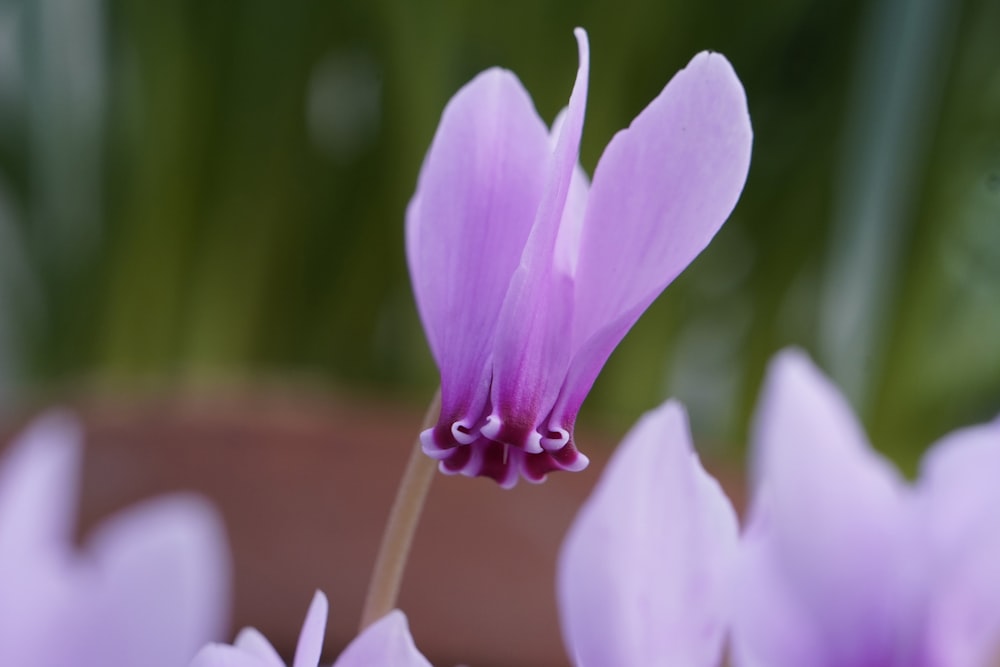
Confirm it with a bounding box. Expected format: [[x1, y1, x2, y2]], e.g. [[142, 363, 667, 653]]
[[406, 28, 753, 486], [557, 400, 739, 665], [732, 350, 1000, 667], [0, 412, 230, 667], [190, 592, 431, 667]]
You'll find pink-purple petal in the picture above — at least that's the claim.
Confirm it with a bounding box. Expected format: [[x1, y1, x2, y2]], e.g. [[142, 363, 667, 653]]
[[0, 414, 85, 667], [233, 628, 285, 664], [557, 400, 738, 666], [487, 29, 590, 451], [552, 51, 753, 430], [189, 644, 278, 667], [730, 516, 826, 667], [918, 419, 1000, 557], [292, 592, 328, 667], [406, 64, 552, 449], [733, 350, 922, 667], [925, 529, 1000, 667], [84, 495, 231, 667], [188, 594, 327, 667], [0, 411, 82, 554], [546, 105, 591, 289], [333, 610, 431, 667], [918, 419, 1000, 667], [1, 414, 231, 667]]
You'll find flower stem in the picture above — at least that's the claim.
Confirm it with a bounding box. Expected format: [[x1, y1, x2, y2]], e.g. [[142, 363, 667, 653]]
[[359, 389, 441, 631]]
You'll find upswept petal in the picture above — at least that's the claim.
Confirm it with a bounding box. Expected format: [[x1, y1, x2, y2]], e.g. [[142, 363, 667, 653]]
[[918, 419, 1000, 667], [733, 350, 921, 667], [292, 592, 328, 667], [485, 28, 590, 454], [553, 162, 590, 280], [406, 64, 552, 448], [0, 411, 82, 554], [551, 51, 753, 430], [84, 495, 231, 667], [539, 106, 591, 282], [334, 610, 432, 667], [558, 400, 738, 666]]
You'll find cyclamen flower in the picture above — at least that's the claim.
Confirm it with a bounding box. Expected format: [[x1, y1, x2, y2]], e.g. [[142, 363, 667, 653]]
[[406, 28, 753, 486], [557, 399, 739, 665], [0, 412, 230, 667], [732, 351, 1000, 667], [190, 592, 431, 667]]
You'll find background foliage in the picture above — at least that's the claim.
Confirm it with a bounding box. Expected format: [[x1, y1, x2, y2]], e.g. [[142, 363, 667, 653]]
[[1, 0, 998, 464]]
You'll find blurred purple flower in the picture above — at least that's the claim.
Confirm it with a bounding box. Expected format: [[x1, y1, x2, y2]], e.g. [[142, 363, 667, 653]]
[[732, 350, 1000, 667], [0, 412, 230, 667], [190, 592, 430, 667], [557, 400, 739, 665], [406, 28, 753, 487]]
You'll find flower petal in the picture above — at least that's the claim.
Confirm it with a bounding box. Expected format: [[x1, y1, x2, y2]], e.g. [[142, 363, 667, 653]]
[[406, 62, 552, 448], [83, 494, 231, 667], [552, 51, 753, 430], [557, 400, 738, 666], [333, 610, 431, 667], [733, 350, 920, 667], [485, 28, 590, 452], [0, 413, 84, 666], [548, 105, 592, 280], [292, 591, 328, 667], [189, 643, 277, 667], [0, 411, 82, 554], [729, 520, 825, 667], [919, 417, 1000, 558], [918, 419, 1000, 667], [233, 628, 285, 664]]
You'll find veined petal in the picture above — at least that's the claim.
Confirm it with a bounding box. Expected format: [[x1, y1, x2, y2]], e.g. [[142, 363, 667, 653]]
[[552, 51, 753, 430], [84, 495, 231, 667], [558, 400, 738, 666], [548, 106, 592, 279], [333, 610, 431, 667], [733, 350, 921, 667], [918, 419, 1000, 667], [486, 28, 590, 453], [406, 64, 552, 448]]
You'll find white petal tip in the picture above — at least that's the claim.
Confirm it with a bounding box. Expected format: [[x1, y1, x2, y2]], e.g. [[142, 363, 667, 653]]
[[541, 427, 570, 452], [524, 431, 544, 455], [480, 415, 501, 441], [450, 421, 478, 446]]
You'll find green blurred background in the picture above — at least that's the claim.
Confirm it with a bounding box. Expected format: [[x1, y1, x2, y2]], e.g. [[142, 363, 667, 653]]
[[0, 0, 998, 465]]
